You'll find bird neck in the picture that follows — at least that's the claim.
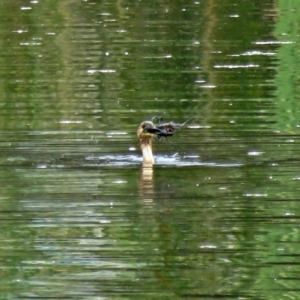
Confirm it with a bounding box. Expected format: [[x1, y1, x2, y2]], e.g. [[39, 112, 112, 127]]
[[139, 137, 154, 166]]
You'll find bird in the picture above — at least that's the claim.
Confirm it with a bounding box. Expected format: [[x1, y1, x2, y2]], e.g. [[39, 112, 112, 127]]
[[137, 121, 160, 166], [137, 117, 191, 165]]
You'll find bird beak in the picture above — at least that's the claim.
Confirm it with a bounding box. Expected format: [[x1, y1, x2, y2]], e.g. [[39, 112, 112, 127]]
[[138, 124, 161, 139], [143, 126, 162, 135]]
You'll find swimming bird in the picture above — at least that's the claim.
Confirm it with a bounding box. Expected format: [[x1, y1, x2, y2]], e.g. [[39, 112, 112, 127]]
[[137, 121, 160, 166], [137, 118, 191, 165]]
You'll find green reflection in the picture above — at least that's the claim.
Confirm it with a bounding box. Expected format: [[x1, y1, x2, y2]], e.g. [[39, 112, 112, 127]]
[[274, 0, 300, 132], [0, 0, 298, 299]]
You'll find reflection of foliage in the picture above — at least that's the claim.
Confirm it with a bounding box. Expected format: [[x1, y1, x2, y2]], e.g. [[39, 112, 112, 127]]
[[274, 0, 300, 132], [0, 0, 299, 298], [0, 0, 278, 132], [0, 0, 65, 130]]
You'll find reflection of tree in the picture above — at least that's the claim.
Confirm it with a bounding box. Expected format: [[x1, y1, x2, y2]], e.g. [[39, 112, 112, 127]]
[[117, 1, 206, 119], [0, 0, 294, 298], [200, 1, 277, 132], [274, 0, 300, 132]]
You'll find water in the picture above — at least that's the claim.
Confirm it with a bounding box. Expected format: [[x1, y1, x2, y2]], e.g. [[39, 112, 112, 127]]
[[0, 0, 300, 299]]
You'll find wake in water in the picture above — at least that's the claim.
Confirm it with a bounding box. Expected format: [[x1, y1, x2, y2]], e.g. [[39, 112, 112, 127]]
[[84, 153, 242, 167]]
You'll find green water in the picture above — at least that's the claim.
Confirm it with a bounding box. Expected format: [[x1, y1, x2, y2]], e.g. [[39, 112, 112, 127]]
[[0, 1, 300, 299]]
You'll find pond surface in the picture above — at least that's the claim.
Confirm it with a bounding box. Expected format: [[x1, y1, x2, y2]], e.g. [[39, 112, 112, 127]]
[[1, 1, 300, 299]]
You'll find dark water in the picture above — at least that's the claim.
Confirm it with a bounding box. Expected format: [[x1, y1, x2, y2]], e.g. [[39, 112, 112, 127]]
[[0, 1, 300, 299]]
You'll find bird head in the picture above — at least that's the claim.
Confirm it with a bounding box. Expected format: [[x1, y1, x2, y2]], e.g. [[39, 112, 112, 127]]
[[137, 121, 161, 140]]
